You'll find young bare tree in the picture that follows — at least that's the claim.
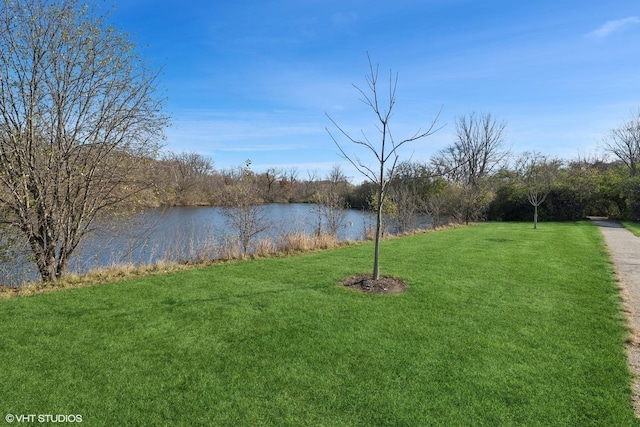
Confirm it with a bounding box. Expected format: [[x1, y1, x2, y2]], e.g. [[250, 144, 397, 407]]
[[516, 152, 557, 229], [0, 0, 168, 282], [326, 54, 441, 280]]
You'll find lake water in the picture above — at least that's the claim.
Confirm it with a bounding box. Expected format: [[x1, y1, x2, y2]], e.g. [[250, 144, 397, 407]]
[[2, 204, 379, 286], [75, 204, 376, 267]]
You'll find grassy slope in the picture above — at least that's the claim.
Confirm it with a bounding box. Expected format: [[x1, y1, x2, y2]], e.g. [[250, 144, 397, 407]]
[[0, 222, 636, 426], [623, 222, 640, 237]]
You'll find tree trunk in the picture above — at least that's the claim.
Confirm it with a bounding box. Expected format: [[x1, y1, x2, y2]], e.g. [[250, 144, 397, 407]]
[[373, 189, 383, 280], [56, 253, 70, 281], [325, 54, 441, 284], [31, 242, 57, 283], [533, 204, 538, 229]]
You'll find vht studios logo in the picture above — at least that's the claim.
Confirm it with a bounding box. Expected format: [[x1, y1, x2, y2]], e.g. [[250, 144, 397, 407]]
[[5, 414, 83, 423]]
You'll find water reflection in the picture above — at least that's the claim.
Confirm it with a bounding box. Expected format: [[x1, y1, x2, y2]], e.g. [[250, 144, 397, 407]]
[[2, 204, 377, 286]]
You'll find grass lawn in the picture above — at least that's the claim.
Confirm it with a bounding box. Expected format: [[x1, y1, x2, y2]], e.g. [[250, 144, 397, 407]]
[[0, 222, 637, 426], [623, 221, 640, 237]]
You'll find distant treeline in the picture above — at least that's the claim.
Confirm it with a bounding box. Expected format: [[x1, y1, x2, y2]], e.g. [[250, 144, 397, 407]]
[[146, 150, 640, 225]]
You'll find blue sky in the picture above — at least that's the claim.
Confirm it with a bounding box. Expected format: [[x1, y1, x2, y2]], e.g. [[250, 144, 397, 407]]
[[111, 1, 640, 181]]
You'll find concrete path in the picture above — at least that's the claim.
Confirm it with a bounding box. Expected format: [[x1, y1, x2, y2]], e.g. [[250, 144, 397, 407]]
[[590, 218, 640, 416]]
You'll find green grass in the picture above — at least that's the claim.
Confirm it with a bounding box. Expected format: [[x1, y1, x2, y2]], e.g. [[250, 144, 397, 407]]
[[0, 222, 636, 426], [623, 221, 640, 237]]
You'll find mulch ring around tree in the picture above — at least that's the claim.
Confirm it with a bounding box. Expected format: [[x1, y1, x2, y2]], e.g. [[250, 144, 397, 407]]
[[339, 274, 408, 294]]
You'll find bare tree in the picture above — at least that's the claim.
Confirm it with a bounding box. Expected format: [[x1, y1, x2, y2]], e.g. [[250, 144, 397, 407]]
[[312, 164, 350, 237], [162, 152, 213, 205], [326, 54, 441, 280], [221, 160, 269, 258], [260, 167, 280, 202], [604, 110, 640, 177], [422, 190, 448, 229], [433, 112, 509, 224], [389, 160, 451, 230], [516, 152, 557, 229], [286, 167, 299, 185], [303, 169, 321, 200], [388, 185, 417, 233], [0, 0, 168, 282]]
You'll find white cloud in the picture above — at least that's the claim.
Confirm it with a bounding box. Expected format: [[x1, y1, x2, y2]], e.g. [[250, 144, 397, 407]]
[[587, 16, 640, 38]]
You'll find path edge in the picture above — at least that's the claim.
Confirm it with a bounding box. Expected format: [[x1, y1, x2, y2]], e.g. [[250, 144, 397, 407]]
[[591, 218, 640, 418]]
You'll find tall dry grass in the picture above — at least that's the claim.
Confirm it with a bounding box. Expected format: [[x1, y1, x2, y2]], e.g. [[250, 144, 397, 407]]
[[276, 231, 344, 253], [0, 260, 193, 299]]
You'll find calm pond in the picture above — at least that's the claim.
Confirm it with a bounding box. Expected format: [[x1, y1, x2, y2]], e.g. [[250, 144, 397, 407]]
[[4, 204, 382, 286]]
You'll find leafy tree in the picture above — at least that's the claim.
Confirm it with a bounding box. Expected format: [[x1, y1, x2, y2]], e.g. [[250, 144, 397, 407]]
[[545, 184, 585, 221], [326, 54, 441, 280], [486, 182, 528, 221], [346, 181, 376, 210], [623, 174, 640, 220], [0, 0, 168, 282], [588, 162, 627, 218]]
